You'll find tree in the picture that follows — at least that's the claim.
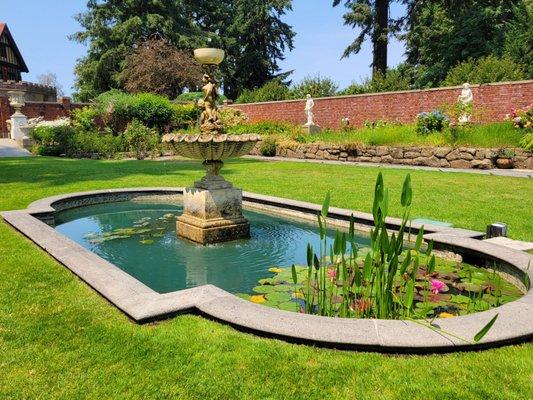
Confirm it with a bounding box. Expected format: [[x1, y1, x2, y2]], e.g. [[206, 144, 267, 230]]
[[225, 0, 295, 99], [70, 0, 295, 101], [333, 0, 401, 78], [402, 0, 528, 87], [120, 38, 202, 98], [37, 72, 64, 98], [70, 0, 202, 101]]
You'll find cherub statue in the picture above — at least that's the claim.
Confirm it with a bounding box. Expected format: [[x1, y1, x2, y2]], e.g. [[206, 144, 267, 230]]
[[199, 73, 224, 134]]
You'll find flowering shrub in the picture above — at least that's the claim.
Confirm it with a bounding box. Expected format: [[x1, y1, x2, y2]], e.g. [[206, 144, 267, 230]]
[[416, 110, 450, 135], [506, 104, 532, 130]]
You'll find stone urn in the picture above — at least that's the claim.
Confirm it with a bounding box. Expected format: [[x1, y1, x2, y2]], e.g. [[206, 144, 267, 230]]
[[495, 157, 514, 169], [163, 48, 260, 245]]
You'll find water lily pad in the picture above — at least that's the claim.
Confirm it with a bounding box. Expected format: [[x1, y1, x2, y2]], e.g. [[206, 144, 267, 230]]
[[273, 284, 296, 292], [139, 239, 154, 245], [268, 267, 284, 273], [252, 285, 277, 294], [450, 294, 471, 304], [277, 301, 299, 312], [235, 293, 250, 300], [265, 292, 291, 303]]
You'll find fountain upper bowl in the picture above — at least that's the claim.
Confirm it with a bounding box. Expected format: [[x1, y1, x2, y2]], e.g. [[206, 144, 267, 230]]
[[162, 133, 260, 161], [194, 48, 225, 65]]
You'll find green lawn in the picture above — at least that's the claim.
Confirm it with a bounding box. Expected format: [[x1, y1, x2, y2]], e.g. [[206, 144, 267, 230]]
[[1, 157, 532, 399]]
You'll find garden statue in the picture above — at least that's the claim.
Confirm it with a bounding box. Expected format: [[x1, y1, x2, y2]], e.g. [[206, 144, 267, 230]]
[[162, 47, 260, 244], [302, 94, 321, 134], [458, 83, 473, 124], [304, 94, 315, 126], [199, 73, 225, 135]]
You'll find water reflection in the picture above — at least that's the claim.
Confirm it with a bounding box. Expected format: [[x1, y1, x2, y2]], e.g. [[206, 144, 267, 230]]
[[55, 201, 370, 294]]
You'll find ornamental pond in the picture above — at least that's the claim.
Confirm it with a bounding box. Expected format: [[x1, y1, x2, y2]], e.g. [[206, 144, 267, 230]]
[[54, 200, 524, 319]]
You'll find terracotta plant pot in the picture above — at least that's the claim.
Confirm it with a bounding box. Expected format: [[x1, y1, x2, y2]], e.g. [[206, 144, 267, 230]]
[[495, 158, 514, 169]]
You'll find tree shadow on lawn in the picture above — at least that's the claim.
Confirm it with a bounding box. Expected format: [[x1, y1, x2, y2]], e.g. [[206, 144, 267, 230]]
[[0, 156, 260, 188]]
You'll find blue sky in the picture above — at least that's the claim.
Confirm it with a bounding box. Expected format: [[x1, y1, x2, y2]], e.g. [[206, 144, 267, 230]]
[[0, 0, 407, 96]]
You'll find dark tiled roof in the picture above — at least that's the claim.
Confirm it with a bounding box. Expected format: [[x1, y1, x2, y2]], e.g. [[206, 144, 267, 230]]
[[0, 22, 29, 73]]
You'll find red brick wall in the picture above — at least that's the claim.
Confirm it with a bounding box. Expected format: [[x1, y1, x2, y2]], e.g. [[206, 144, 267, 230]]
[[228, 81, 533, 129], [0, 97, 87, 137]]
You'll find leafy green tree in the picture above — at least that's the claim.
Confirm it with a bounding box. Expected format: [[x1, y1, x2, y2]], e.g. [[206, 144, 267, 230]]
[[443, 55, 526, 86], [289, 75, 339, 99], [333, 1, 403, 78], [71, 0, 201, 102], [224, 0, 295, 99], [71, 0, 295, 101], [402, 0, 528, 87]]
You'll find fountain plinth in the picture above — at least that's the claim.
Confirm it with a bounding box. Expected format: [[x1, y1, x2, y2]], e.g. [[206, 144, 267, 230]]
[[163, 48, 260, 244]]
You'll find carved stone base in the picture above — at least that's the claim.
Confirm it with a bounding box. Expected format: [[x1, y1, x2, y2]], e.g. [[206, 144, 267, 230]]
[[177, 214, 250, 244], [177, 185, 250, 245], [302, 123, 321, 134]]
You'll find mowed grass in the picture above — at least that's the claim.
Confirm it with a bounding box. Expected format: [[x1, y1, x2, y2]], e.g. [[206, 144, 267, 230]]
[[0, 157, 532, 400]]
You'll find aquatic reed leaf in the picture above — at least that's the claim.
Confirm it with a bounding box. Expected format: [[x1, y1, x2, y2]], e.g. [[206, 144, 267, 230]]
[[291, 264, 298, 284], [401, 173, 412, 207], [321, 191, 331, 218], [474, 314, 499, 342], [415, 226, 425, 251], [307, 243, 313, 268]]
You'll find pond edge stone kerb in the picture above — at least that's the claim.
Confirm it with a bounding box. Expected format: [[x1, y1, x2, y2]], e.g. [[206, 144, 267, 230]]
[[2, 187, 532, 353]]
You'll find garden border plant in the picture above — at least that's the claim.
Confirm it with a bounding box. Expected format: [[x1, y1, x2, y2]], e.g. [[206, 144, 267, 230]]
[[2, 183, 531, 353]]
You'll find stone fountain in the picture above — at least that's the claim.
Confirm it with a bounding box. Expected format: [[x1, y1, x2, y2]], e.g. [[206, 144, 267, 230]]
[[163, 48, 260, 244]]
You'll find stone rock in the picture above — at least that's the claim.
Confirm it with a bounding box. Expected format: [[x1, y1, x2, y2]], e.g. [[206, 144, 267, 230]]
[[404, 151, 421, 159], [446, 149, 461, 161], [459, 147, 476, 155], [434, 147, 452, 158], [340, 151, 348, 158], [439, 159, 451, 168], [458, 152, 474, 160], [420, 148, 433, 157], [381, 155, 394, 163], [390, 148, 403, 158], [450, 159, 471, 169], [375, 146, 389, 156], [371, 156, 382, 163], [316, 150, 325, 158], [524, 157, 533, 170], [475, 149, 488, 160], [471, 159, 493, 169], [358, 156, 372, 162]]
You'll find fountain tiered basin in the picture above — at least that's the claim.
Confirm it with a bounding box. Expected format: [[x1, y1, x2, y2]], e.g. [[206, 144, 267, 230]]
[[163, 133, 260, 244]]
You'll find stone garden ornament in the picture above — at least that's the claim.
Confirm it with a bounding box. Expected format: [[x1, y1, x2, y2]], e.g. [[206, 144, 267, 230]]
[[162, 47, 260, 244], [458, 83, 474, 124], [302, 94, 321, 134]]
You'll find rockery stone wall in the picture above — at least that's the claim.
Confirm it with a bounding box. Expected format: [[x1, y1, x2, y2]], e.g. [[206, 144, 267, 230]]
[[250, 143, 533, 170]]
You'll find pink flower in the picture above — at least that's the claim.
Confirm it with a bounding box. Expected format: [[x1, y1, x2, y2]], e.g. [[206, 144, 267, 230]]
[[327, 269, 337, 280], [430, 279, 446, 294]]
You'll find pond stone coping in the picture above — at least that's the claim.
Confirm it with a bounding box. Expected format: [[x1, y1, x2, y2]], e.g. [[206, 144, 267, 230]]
[[1, 188, 532, 353]]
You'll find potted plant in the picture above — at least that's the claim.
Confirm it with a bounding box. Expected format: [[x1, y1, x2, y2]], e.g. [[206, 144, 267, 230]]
[[493, 148, 516, 169]]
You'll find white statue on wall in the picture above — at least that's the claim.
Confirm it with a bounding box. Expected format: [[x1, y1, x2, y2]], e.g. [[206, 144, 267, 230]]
[[458, 83, 473, 124], [304, 94, 315, 126]]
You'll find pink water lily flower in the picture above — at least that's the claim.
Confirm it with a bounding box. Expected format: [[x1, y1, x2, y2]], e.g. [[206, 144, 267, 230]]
[[430, 279, 446, 294], [327, 269, 337, 280]]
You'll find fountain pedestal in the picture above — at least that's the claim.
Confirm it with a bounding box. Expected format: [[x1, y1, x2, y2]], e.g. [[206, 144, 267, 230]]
[[177, 161, 250, 244]]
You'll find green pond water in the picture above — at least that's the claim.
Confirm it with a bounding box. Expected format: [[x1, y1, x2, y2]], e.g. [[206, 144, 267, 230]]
[[55, 201, 523, 317], [54, 201, 369, 294]]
